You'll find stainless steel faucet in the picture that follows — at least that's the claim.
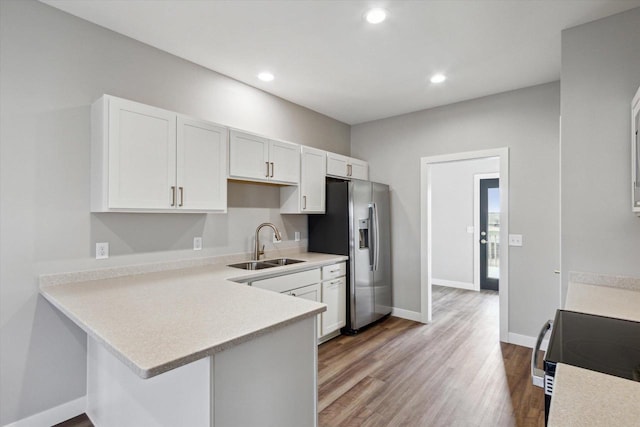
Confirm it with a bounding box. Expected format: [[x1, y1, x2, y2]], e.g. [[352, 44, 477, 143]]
[[254, 223, 282, 260]]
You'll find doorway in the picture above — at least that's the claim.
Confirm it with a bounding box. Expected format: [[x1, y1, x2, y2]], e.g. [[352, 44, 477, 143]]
[[479, 177, 500, 291], [420, 148, 509, 342]]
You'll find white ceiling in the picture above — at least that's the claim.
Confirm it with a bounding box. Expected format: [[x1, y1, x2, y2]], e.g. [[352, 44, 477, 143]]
[[42, 0, 640, 125]]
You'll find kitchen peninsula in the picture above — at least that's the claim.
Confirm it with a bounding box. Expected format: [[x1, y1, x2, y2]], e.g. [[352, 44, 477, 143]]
[[40, 252, 346, 427]]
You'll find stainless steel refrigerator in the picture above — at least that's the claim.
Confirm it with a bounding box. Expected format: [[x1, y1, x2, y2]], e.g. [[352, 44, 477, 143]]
[[308, 178, 392, 334]]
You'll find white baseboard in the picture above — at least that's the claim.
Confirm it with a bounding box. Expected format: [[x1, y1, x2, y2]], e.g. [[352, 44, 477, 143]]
[[432, 278, 476, 291], [391, 307, 422, 322], [3, 396, 86, 427], [508, 332, 549, 351]]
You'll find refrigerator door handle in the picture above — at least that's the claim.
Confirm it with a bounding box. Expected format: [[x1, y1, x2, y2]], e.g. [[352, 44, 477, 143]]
[[373, 203, 380, 272], [368, 205, 375, 270]]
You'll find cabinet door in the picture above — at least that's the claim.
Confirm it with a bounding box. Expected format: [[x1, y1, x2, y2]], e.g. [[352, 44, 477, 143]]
[[289, 283, 322, 339], [349, 158, 369, 180], [269, 140, 300, 184], [177, 117, 227, 211], [321, 277, 346, 336], [108, 97, 176, 209], [326, 152, 349, 178], [229, 130, 269, 181], [301, 147, 326, 213]]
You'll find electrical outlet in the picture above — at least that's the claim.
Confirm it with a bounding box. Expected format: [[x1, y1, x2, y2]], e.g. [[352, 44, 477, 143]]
[[294, 231, 300, 242], [508, 234, 523, 247], [96, 242, 109, 259], [193, 237, 202, 251]]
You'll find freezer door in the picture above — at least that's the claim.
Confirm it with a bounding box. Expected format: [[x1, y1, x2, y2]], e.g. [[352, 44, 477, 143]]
[[349, 180, 374, 329], [372, 183, 392, 320]]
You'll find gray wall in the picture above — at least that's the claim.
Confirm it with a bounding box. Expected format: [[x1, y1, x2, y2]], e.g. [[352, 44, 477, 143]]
[[0, 1, 349, 424], [561, 7, 640, 299], [351, 82, 561, 338], [431, 158, 499, 285]]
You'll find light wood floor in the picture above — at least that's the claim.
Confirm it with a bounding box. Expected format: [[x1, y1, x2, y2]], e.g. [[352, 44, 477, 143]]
[[57, 286, 543, 427], [318, 286, 544, 427]]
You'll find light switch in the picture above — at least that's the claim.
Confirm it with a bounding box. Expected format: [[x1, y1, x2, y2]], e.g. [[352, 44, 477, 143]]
[[508, 234, 523, 247]]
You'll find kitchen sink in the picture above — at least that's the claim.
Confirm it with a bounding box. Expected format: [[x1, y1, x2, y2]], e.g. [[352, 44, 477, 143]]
[[227, 261, 277, 270], [263, 258, 305, 266]]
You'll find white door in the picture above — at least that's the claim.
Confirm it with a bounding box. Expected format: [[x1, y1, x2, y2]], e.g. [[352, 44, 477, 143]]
[[326, 152, 349, 178], [349, 158, 369, 180], [177, 117, 227, 211], [108, 97, 176, 209], [301, 146, 326, 213], [321, 277, 346, 336], [269, 140, 300, 184], [228, 130, 269, 181]]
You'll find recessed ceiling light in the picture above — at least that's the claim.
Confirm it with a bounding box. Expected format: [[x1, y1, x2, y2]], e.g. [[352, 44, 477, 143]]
[[365, 8, 387, 24], [430, 74, 447, 84], [258, 72, 274, 82]]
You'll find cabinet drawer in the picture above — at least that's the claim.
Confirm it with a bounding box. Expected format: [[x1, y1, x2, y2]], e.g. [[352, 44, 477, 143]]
[[251, 268, 320, 293], [322, 262, 346, 280]]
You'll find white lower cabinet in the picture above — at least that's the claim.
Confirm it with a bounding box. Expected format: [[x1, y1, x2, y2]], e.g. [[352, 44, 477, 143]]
[[287, 283, 322, 339], [321, 277, 346, 337], [320, 262, 346, 342], [250, 263, 347, 343]]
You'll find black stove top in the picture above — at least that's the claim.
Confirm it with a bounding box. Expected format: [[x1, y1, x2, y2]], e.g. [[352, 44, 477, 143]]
[[544, 310, 640, 382]]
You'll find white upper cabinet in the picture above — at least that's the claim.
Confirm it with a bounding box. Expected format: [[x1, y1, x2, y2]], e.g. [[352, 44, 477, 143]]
[[228, 130, 300, 185], [91, 95, 227, 213], [632, 85, 640, 215], [177, 117, 227, 211], [269, 140, 300, 183], [281, 146, 326, 214], [326, 152, 369, 180]]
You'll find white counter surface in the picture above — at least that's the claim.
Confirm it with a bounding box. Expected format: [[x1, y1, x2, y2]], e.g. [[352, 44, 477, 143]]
[[548, 364, 640, 427], [40, 252, 347, 379], [548, 273, 640, 426]]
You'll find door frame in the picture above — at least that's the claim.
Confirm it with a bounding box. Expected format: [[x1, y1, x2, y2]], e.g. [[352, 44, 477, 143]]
[[474, 173, 500, 292], [420, 148, 509, 342]]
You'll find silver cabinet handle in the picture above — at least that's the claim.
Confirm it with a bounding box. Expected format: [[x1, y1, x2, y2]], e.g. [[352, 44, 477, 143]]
[[170, 186, 176, 207], [303, 195, 307, 210], [179, 187, 184, 207], [531, 320, 553, 387], [270, 162, 274, 178], [265, 161, 270, 177]]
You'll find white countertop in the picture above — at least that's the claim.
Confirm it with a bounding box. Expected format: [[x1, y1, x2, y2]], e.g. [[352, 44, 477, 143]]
[[565, 281, 640, 322], [548, 272, 640, 426], [40, 252, 347, 379], [548, 364, 640, 427]]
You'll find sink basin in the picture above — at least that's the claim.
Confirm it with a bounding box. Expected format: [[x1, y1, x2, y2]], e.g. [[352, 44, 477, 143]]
[[263, 258, 305, 266], [228, 261, 276, 270]]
